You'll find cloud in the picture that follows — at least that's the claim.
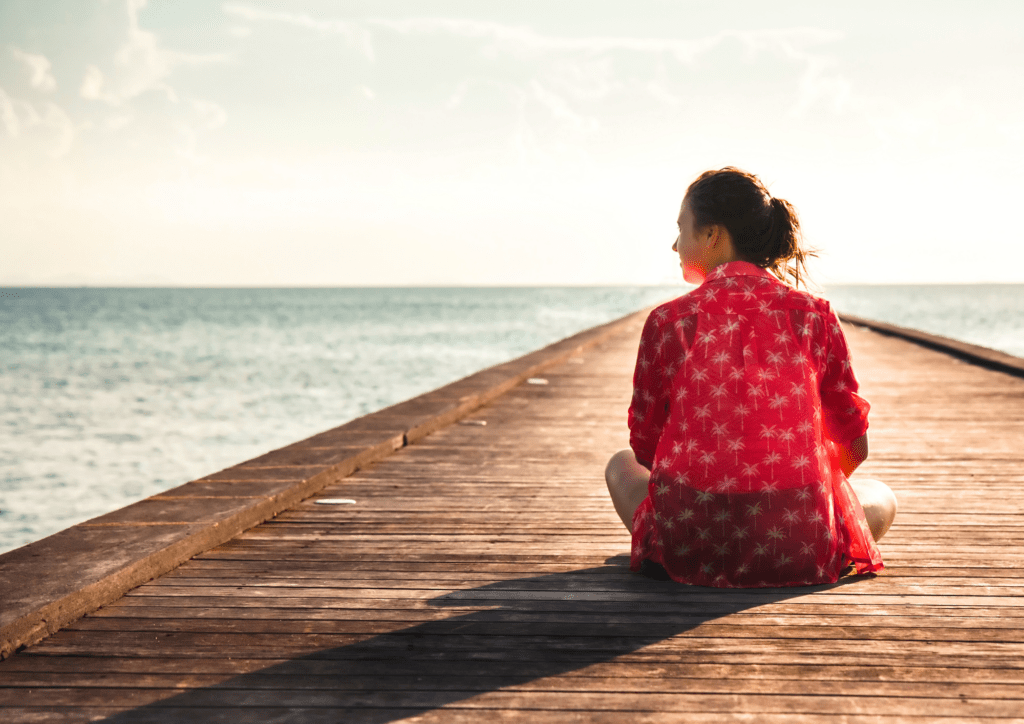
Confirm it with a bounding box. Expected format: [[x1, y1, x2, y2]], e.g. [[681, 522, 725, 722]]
[[216, 7, 847, 111], [0, 87, 20, 136], [0, 87, 41, 138], [0, 85, 74, 157], [376, 20, 848, 148], [645, 79, 682, 107], [222, 3, 374, 60], [370, 17, 839, 66], [527, 80, 596, 133], [793, 58, 852, 116], [371, 16, 726, 67], [191, 98, 227, 130], [764, 35, 854, 119], [217, 9, 848, 143], [104, 112, 134, 131], [81, 0, 227, 106], [41, 102, 74, 157], [220, 5, 842, 72], [391, 21, 850, 130], [11, 48, 57, 92], [169, 100, 229, 166], [80, 65, 116, 103]]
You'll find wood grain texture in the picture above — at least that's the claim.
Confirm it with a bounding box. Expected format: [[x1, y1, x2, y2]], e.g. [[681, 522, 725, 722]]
[[1, 318, 1022, 723]]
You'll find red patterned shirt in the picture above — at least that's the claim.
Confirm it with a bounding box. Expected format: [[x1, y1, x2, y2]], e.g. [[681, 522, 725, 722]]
[[628, 261, 883, 587]]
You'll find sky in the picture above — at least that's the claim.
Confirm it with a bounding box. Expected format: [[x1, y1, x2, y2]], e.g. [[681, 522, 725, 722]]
[[1, 1, 1022, 286]]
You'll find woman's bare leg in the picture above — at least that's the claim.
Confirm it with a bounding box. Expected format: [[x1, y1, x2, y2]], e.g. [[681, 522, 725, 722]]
[[605, 449, 651, 532], [608, 449, 896, 542], [850, 478, 898, 541]]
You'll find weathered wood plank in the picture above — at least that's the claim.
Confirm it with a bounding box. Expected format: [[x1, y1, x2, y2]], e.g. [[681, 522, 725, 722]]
[[73, 608, 1024, 629], [90, 597, 1024, 619], [0, 710, 999, 724], [5, 671, 1024, 702], [59, 618, 1024, 645], [0, 688, 1021, 718]]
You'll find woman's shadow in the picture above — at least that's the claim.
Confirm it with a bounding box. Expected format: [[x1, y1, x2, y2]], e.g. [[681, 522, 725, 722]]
[[100, 555, 864, 722]]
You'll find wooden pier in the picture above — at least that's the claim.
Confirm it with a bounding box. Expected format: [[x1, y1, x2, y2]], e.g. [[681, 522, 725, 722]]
[[1, 308, 1023, 722]]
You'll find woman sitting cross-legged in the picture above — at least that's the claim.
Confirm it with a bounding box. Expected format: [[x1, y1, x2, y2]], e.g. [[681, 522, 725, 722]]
[[606, 167, 897, 587]]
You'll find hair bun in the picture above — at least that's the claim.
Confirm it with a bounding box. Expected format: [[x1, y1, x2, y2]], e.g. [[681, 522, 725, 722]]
[[684, 168, 816, 288]]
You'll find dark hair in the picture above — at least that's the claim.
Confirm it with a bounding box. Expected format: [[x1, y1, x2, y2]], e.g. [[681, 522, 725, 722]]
[[684, 167, 816, 288]]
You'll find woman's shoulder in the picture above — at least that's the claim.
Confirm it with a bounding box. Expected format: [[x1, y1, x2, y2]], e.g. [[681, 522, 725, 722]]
[[646, 290, 702, 326], [692, 273, 821, 317], [785, 284, 830, 310], [765, 280, 837, 317], [647, 275, 836, 321]]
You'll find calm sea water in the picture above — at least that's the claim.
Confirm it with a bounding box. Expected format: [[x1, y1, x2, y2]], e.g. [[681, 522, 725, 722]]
[[824, 284, 1024, 359], [0, 287, 677, 553], [1, 284, 1021, 554]]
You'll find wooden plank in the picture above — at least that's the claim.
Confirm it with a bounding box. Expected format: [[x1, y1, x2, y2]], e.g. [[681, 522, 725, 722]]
[[74, 607, 1024, 628], [59, 618, 1024, 644], [4, 692, 1019, 720], [4, 656, 1024, 684], [0, 710, 997, 724], [11, 645, 1021, 670], [5, 671, 1024, 702], [0, 712, 1001, 724], [21, 632, 1024, 664], [92, 597, 1024, 619]]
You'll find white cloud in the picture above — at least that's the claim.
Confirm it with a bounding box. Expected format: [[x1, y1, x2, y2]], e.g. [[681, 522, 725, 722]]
[[0, 85, 74, 156], [80, 0, 227, 107], [66, 0, 233, 168], [370, 17, 712, 62], [224, 10, 849, 152], [104, 113, 134, 131], [11, 48, 57, 92], [0, 87, 40, 139], [191, 99, 227, 130], [80, 65, 115, 103], [219, 10, 851, 143], [222, 3, 374, 60], [371, 17, 840, 67], [219, 7, 842, 86], [527, 80, 596, 133], [0, 87, 19, 136], [775, 38, 854, 119], [41, 102, 74, 157], [645, 79, 682, 107]]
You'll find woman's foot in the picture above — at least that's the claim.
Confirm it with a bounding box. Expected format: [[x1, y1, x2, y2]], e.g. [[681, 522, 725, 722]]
[[850, 478, 898, 541]]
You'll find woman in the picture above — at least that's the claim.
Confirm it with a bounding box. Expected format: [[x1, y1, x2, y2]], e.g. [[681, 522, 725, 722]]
[[605, 167, 897, 587]]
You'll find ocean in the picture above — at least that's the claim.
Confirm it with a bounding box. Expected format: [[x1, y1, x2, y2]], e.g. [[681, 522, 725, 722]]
[[823, 284, 1024, 359], [2, 284, 1022, 554]]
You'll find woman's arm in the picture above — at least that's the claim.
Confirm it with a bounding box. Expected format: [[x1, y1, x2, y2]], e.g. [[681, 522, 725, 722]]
[[838, 433, 869, 478], [819, 304, 871, 475], [628, 310, 672, 469]]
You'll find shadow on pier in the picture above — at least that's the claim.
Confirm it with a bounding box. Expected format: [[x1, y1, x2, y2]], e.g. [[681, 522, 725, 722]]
[[99, 555, 858, 723]]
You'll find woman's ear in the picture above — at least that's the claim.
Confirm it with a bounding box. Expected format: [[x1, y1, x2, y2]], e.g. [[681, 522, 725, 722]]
[[706, 224, 722, 248]]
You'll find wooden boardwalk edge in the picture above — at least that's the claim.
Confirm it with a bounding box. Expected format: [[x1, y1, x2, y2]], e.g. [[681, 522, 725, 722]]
[[0, 306, 653, 661], [839, 313, 1024, 379]]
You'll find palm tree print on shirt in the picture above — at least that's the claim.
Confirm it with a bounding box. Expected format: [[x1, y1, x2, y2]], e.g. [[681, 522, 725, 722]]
[[626, 261, 883, 588]]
